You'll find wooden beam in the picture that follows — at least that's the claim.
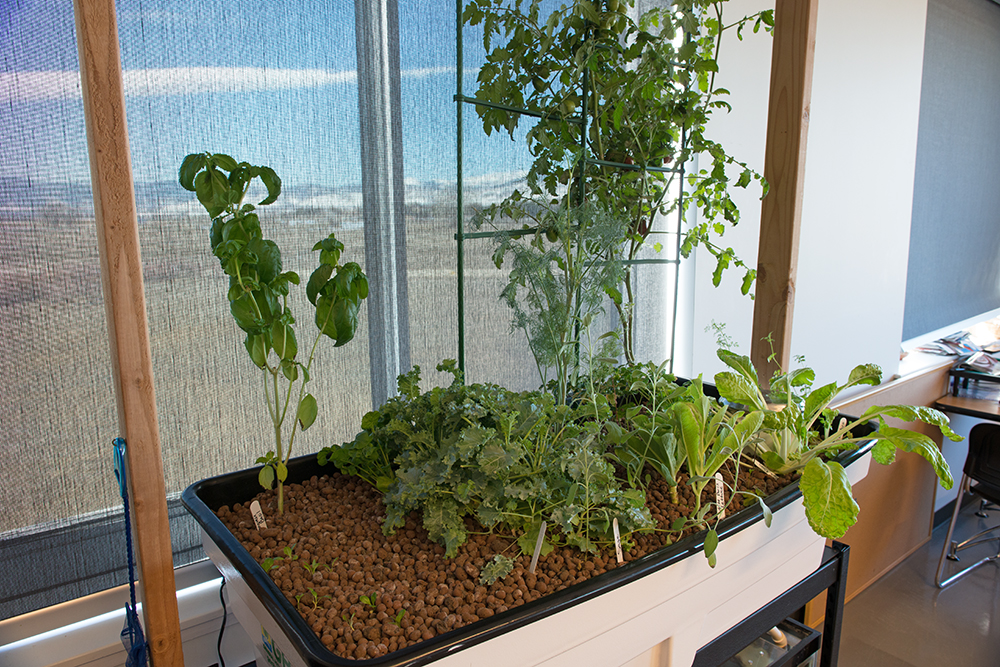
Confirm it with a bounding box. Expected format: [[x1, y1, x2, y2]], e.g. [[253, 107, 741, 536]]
[[73, 0, 185, 664], [750, 0, 818, 382]]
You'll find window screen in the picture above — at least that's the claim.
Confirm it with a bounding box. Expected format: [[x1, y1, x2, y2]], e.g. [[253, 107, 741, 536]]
[[0, 0, 682, 620]]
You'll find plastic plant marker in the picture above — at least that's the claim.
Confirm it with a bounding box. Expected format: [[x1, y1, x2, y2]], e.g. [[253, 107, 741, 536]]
[[250, 500, 267, 530], [529, 520, 548, 575], [715, 473, 726, 520], [613, 517, 624, 564]]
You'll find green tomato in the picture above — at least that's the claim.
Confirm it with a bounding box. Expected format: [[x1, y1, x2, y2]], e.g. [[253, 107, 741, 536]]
[[559, 96, 578, 116]]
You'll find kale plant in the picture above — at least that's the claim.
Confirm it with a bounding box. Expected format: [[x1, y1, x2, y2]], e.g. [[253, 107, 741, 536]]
[[322, 362, 653, 557]]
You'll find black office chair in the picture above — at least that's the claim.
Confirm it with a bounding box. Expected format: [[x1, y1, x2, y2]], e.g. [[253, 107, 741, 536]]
[[935, 422, 1000, 588]]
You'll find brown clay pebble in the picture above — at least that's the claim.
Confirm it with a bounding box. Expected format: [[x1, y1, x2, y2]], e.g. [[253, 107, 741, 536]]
[[216, 468, 797, 661]]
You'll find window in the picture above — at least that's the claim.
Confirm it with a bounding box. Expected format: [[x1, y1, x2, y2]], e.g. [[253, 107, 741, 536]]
[[0, 0, 689, 620]]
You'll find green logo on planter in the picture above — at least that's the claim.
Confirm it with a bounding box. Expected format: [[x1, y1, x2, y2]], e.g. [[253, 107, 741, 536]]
[[261, 627, 292, 667]]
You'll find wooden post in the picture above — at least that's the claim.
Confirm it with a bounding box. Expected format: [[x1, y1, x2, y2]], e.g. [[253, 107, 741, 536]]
[[750, 0, 818, 382], [73, 0, 185, 663]]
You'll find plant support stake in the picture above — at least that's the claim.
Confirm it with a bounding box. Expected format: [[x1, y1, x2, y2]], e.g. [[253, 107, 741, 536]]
[[529, 521, 548, 575]]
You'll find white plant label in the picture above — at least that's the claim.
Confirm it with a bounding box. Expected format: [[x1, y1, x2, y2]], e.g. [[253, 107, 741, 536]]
[[529, 520, 547, 574], [715, 473, 726, 520], [613, 517, 624, 564], [250, 500, 267, 530]]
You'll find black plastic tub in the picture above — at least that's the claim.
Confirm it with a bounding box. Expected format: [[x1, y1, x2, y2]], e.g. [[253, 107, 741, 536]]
[[181, 432, 874, 667]]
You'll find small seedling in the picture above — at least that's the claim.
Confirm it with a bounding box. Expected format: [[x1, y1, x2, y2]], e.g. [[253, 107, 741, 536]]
[[302, 560, 322, 575], [359, 592, 377, 610], [342, 612, 355, 630], [391, 609, 406, 627], [282, 544, 299, 561], [261, 557, 278, 573], [294, 592, 305, 609], [304, 587, 329, 612]]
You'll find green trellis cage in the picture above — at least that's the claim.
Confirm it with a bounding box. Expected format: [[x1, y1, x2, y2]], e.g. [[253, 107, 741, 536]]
[[451, 0, 688, 377]]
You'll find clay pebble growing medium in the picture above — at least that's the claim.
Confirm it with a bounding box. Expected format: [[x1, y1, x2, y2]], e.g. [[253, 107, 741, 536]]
[[217, 465, 792, 661]]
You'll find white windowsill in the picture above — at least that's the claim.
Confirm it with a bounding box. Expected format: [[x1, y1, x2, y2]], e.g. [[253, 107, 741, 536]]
[[0, 561, 254, 667]]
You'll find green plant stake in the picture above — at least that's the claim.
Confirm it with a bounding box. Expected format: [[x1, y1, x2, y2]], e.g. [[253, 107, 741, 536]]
[[179, 152, 369, 514]]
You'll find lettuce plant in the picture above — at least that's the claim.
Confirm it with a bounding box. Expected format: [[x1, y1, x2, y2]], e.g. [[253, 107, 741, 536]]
[[605, 368, 764, 567], [605, 360, 687, 500], [180, 152, 368, 513], [672, 377, 764, 520], [713, 349, 958, 538]]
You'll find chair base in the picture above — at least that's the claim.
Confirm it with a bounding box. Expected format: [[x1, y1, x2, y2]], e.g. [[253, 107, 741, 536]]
[[935, 475, 1000, 588]]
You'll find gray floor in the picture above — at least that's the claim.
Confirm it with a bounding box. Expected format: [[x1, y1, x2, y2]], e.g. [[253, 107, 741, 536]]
[[838, 499, 1000, 666]]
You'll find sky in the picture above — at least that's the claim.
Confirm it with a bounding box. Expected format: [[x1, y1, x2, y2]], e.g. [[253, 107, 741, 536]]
[[0, 0, 531, 190]]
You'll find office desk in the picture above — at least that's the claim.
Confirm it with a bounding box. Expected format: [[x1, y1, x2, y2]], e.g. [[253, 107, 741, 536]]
[[934, 393, 1000, 421]]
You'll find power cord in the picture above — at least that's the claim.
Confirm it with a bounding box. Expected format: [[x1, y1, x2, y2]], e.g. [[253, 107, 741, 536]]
[[217, 579, 227, 667]]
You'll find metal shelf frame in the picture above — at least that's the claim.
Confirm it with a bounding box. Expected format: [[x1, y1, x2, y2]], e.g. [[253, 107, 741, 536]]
[[692, 542, 851, 667]]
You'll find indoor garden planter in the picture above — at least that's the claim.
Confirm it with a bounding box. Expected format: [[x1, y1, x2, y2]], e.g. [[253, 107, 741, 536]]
[[175, 150, 957, 666], [182, 441, 874, 667]]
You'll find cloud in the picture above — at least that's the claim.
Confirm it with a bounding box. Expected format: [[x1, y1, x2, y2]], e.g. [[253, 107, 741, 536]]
[[0, 70, 80, 103], [1, 66, 465, 103], [125, 67, 358, 96]]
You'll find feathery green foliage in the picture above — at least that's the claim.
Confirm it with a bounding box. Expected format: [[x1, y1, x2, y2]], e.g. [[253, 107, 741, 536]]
[[478, 202, 626, 404]]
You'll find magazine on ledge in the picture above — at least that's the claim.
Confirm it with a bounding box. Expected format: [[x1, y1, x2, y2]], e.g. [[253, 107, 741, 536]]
[[956, 350, 1000, 376]]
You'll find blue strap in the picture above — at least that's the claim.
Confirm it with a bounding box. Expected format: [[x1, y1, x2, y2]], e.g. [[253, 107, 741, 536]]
[[113, 438, 138, 613], [113, 437, 149, 667]]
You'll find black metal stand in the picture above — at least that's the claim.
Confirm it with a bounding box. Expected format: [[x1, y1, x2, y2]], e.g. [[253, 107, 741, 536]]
[[691, 541, 850, 667], [949, 367, 1000, 396]]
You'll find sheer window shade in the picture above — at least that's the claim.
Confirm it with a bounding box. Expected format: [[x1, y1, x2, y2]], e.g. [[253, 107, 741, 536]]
[[1, 0, 679, 620], [1, 0, 125, 619]]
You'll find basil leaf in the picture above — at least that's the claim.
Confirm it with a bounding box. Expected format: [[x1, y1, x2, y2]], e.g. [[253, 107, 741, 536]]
[[298, 393, 318, 430], [258, 464, 275, 490], [178, 153, 206, 191]]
